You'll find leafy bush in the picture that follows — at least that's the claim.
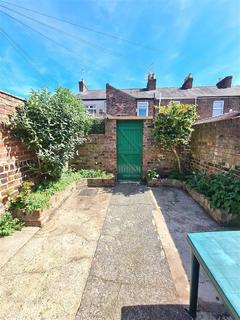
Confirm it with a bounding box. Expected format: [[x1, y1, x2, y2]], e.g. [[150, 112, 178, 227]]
[[10, 169, 113, 213], [146, 168, 159, 180], [76, 168, 113, 178], [10, 88, 92, 179], [0, 212, 24, 237], [153, 102, 197, 173], [169, 169, 190, 181], [185, 172, 240, 214], [89, 118, 105, 134]]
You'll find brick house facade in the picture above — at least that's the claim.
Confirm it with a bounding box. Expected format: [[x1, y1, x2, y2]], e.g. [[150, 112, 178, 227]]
[[77, 74, 240, 119]]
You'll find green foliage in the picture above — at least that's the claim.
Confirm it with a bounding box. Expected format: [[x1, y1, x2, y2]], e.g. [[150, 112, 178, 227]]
[[0, 212, 24, 237], [185, 172, 240, 214], [153, 102, 197, 172], [153, 102, 197, 148], [10, 88, 91, 179], [76, 169, 113, 178], [89, 118, 105, 134], [10, 169, 113, 213], [169, 169, 190, 181], [146, 168, 159, 180]]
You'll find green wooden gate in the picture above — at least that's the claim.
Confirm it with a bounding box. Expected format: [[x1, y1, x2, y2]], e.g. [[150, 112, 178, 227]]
[[117, 120, 143, 180]]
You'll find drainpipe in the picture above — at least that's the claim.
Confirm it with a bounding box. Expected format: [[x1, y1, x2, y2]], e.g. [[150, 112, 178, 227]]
[[195, 96, 197, 107], [158, 92, 162, 107]]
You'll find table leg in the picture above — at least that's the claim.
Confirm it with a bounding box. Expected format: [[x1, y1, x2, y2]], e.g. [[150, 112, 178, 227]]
[[189, 253, 200, 319]]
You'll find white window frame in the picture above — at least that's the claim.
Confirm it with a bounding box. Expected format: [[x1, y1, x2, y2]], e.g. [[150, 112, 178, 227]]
[[212, 100, 224, 117], [85, 105, 97, 115], [137, 101, 149, 117]]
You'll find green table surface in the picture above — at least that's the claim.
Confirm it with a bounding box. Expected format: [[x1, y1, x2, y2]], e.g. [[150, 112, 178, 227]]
[[187, 231, 240, 320]]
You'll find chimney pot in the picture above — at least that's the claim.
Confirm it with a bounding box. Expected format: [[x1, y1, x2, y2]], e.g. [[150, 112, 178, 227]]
[[79, 79, 88, 92], [216, 76, 232, 89], [181, 73, 193, 89], [147, 72, 156, 90]]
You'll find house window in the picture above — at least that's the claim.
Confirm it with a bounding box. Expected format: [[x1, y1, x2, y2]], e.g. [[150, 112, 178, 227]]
[[212, 101, 224, 116], [85, 105, 96, 115], [137, 101, 148, 116]]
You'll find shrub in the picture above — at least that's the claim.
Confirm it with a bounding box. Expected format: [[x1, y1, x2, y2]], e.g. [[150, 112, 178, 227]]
[[146, 168, 159, 180], [10, 169, 113, 213], [0, 212, 24, 237], [89, 118, 105, 134], [153, 102, 197, 173], [185, 172, 240, 214], [169, 169, 191, 181], [10, 88, 92, 179], [76, 169, 112, 179]]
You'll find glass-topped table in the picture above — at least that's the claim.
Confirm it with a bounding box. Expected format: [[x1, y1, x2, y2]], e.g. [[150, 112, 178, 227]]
[[187, 231, 240, 319]]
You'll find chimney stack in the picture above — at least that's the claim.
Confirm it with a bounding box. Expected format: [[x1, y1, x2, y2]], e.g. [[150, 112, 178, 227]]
[[181, 73, 193, 89], [79, 79, 88, 92], [147, 73, 156, 90], [216, 76, 232, 89]]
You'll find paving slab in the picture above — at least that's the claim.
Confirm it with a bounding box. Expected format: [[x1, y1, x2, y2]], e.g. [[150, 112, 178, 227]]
[[0, 226, 39, 268], [0, 187, 112, 320], [152, 186, 225, 315], [76, 183, 179, 320]]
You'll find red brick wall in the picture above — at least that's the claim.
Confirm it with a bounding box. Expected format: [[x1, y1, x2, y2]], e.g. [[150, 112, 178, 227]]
[[73, 119, 183, 178], [106, 84, 155, 116], [158, 96, 240, 120], [0, 91, 35, 210], [196, 96, 240, 119], [142, 120, 177, 175], [190, 116, 240, 176], [106, 84, 137, 116], [72, 119, 117, 174]]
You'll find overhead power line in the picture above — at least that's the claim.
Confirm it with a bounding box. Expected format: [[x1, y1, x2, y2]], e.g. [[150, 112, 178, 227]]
[[0, 3, 124, 58], [0, 8, 117, 78], [0, 0, 152, 50], [0, 26, 42, 74]]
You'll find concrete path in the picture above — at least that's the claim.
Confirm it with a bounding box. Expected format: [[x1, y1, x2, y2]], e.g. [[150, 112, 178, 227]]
[[76, 183, 190, 320], [152, 186, 225, 315], [0, 226, 39, 269], [0, 187, 111, 320], [0, 183, 228, 320]]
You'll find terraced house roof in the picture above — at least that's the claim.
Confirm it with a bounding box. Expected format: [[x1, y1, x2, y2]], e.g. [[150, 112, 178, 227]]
[[77, 85, 240, 100]]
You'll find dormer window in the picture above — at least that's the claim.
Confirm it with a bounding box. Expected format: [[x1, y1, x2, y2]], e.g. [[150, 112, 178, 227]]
[[137, 101, 148, 116]]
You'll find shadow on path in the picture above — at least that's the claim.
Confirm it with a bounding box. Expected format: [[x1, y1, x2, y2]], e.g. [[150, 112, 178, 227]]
[[121, 304, 191, 320], [152, 186, 224, 313]]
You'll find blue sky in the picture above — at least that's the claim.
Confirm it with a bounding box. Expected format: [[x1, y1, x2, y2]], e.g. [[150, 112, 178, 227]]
[[0, 0, 240, 98]]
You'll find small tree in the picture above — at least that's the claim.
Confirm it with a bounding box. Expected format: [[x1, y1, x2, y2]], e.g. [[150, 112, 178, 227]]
[[153, 102, 197, 173], [11, 88, 91, 179]]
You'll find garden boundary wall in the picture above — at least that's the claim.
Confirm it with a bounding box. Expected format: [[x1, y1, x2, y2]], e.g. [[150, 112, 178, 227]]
[[190, 112, 240, 176], [0, 91, 35, 211], [72, 119, 185, 177]]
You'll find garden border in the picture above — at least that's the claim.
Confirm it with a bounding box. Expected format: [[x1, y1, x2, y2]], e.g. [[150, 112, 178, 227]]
[[147, 178, 240, 226], [12, 177, 115, 227]]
